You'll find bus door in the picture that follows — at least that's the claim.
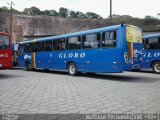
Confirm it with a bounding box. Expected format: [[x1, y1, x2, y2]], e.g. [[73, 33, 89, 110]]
[[21, 43, 36, 69], [126, 25, 143, 69]]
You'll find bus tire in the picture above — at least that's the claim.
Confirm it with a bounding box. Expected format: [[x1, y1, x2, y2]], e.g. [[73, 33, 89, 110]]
[[26, 62, 32, 71], [152, 61, 160, 74], [68, 62, 78, 76]]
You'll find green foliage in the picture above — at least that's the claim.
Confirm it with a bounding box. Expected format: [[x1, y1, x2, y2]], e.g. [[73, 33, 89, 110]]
[[69, 10, 78, 18], [23, 6, 41, 15], [85, 12, 102, 19], [58, 7, 69, 17], [0, 6, 102, 19], [144, 15, 159, 25], [0, 6, 19, 14], [49, 10, 58, 16], [12, 8, 19, 14], [76, 11, 87, 18], [40, 10, 58, 16], [0, 6, 9, 12]]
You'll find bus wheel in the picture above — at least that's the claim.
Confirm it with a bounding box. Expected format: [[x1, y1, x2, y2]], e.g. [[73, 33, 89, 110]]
[[26, 62, 32, 71], [68, 62, 78, 76], [152, 62, 160, 73]]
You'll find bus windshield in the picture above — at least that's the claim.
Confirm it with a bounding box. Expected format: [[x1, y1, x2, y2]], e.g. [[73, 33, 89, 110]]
[[0, 35, 10, 50]]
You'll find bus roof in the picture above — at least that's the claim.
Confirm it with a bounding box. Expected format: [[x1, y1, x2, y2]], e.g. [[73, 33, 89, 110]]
[[143, 33, 160, 39], [20, 24, 137, 44]]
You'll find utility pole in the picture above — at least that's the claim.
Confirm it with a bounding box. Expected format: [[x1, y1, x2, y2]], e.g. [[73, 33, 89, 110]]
[[8, 2, 14, 41], [110, 0, 112, 24]]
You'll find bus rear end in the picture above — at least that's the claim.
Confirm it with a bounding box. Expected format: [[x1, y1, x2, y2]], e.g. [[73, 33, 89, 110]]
[[0, 32, 12, 69], [125, 25, 143, 70]]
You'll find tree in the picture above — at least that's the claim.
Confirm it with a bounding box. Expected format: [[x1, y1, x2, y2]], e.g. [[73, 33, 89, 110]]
[[50, 10, 58, 16], [12, 8, 19, 14], [144, 15, 159, 25], [41, 10, 50, 15], [85, 12, 102, 19], [69, 10, 78, 18], [23, 6, 41, 15], [76, 11, 87, 18], [0, 6, 9, 12], [41, 10, 58, 16], [58, 7, 69, 17]]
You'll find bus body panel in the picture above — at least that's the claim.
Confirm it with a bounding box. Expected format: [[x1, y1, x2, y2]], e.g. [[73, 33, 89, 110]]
[[19, 48, 124, 73]]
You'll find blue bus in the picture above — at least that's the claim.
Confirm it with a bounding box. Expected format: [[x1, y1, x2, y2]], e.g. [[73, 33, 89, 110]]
[[141, 33, 160, 73], [18, 24, 142, 75]]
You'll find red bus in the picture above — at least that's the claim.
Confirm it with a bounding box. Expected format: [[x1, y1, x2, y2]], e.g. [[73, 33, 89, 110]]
[[0, 32, 12, 69]]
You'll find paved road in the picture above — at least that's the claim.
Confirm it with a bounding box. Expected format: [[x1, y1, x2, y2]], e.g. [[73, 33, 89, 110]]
[[0, 69, 160, 114]]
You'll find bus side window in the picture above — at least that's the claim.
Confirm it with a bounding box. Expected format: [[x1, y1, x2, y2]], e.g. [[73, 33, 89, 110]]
[[42, 41, 52, 51], [66, 36, 81, 50], [24, 43, 32, 53], [97, 33, 101, 47], [82, 34, 99, 49], [147, 37, 160, 49], [144, 39, 149, 49], [53, 38, 65, 51], [102, 31, 116, 48], [18, 44, 24, 55], [32, 42, 42, 52]]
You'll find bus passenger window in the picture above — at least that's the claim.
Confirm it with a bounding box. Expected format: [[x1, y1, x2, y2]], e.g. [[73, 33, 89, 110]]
[[24, 43, 32, 53], [0, 36, 10, 49], [82, 34, 99, 49], [53, 39, 65, 51], [42, 41, 52, 51], [66, 36, 81, 50], [32, 42, 42, 52], [102, 31, 116, 48], [18, 44, 24, 55], [145, 37, 160, 50]]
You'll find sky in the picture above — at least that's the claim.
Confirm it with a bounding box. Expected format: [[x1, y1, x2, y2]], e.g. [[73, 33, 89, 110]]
[[0, 0, 160, 19]]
